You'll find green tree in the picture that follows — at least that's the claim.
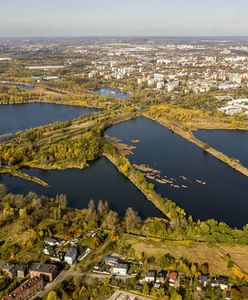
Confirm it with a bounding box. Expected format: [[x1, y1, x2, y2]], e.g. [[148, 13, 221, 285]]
[[0, 184, 7, 198], [47, 291, 60, 300], [143, 282, 150, 295]]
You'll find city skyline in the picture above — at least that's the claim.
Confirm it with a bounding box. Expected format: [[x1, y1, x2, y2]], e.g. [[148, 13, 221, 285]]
[[0, 0, 248, 37]]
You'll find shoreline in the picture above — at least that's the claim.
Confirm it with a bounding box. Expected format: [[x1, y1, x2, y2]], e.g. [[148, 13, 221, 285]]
[[0, 162, 90, 187], [0, 98, 101, 109]]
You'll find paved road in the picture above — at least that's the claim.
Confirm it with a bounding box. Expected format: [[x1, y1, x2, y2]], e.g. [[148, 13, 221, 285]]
[[31, 267, 139, 299], [30, 265, 81, 299]]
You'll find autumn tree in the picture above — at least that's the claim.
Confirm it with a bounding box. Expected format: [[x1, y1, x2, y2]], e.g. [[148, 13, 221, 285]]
[[124, 207, 142, 233], [0, 184, 7, 199], [103, 210, 120, 231], [97, 200, 109, 216]]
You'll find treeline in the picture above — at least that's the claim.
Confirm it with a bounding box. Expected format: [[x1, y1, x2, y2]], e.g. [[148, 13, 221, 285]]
[[148, 104, 248, 128], [149, 104, 213, 123], [0, 185, 143, 261], [0, 82, 122, 109], [1, 183, 248, 265], [0, 86, 44, 104], [47, 277, 112, 300], [171, 93, 222, 113]]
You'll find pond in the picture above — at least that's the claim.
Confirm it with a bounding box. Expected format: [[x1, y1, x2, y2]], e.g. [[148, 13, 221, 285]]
[[95, 87, 129, 100], [105, 116, 248, 228], [194, 129, 248, 168], [0, 82, 35, 90], [0, 103, 98, 135], [0, 157, 163, 218]]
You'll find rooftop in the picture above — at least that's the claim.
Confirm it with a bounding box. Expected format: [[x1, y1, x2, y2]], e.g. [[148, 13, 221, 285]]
[[2, 276, 43, 300], [29, 263, 57, 274], [65, 247, 77, 258]]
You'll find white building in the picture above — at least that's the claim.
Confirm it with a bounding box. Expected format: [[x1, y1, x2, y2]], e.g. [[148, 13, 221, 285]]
[[218, 98, 248, 115], [112, 263, 128, 276], [42, 76, 59, 81], [167, 81, 179, 92], [154, 73, 164, 83], [148, 79, 155, 86], [25, 65, 65, 70], [229, 74, 242, 84], [88, 71, 98, 78], [0, 57, 12, 61], [156, 81, 165, 89], [157, 59, 171, 65], [64, 247, 77, 265]]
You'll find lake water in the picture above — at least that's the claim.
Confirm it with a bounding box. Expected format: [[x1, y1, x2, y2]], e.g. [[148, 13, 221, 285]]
[[0, 103, 97, 135], [0, 157, 162, 218], [0, 82, 35, 90], [194, 130, 248, 168], [95, 87, 129, 100], [105, 116, 248, 228]]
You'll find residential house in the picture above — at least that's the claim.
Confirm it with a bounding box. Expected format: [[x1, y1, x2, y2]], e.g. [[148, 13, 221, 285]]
[[44, 237, 59, 247], [112, 263, 128, 276], [29, 263, 58, 282], [104, 255, 119, 267], [219, 276, 229, 290], [1, 264, 16, 279], [15, 264, 28, 279], [50, 252, 64, 263], [64, 247, 77, 265], [169, 272, 178, 286], [144, 271, 156, 282], [210, 277, 219, 288], [156, 271, 167, 284], [43, 245, 55, 255], [199, 274, 209, 287]]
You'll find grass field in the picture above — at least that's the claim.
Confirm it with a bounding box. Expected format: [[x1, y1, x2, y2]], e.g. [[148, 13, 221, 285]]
[[121, 234, 248, 277]]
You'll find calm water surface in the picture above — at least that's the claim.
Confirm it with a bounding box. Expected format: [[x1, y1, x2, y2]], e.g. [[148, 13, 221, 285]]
[[0, 157, 162, 218], [194, 130, 248, 168], [0, 83, 35, 90], [106, 116, 248, 228], [0, 103, 97, 135], [95, 87, 129, 100]]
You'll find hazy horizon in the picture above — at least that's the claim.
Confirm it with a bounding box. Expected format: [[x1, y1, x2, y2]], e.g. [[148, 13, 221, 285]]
[[1, 0, 248, 37]]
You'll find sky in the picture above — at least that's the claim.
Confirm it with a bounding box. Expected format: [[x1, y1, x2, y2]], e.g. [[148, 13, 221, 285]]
[[0, 0, 247, 37]]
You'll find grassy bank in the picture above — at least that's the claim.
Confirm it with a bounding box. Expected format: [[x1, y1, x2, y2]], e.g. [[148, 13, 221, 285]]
[[0, 167, 48, 187]]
